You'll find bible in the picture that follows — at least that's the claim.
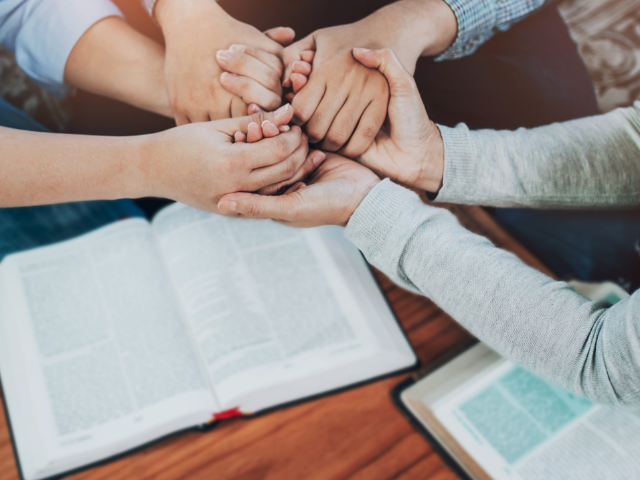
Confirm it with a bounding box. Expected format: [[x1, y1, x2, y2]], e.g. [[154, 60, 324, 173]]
[[0, 203, 417, 480], [393, 281, 640, 480]]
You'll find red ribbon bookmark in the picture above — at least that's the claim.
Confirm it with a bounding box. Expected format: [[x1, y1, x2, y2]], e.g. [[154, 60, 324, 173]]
[[213, 407, 243, 420]]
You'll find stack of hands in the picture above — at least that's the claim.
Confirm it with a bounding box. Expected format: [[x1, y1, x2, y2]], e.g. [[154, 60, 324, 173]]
[[141, 0, 457, 226]]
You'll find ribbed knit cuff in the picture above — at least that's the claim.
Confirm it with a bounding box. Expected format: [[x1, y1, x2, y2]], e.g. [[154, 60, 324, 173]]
[[434, 123, 479, 203], [436, 0, 497, 61]]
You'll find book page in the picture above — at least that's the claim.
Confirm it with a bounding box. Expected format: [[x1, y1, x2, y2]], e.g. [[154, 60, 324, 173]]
[[153, 204, 414, 411], [402, 283, 638, 480], [0, 220, 216, 480], [432, 362, 640, 480]]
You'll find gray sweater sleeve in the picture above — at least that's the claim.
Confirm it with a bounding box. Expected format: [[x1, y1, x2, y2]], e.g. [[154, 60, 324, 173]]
[[435, 102, 640, 208], [346, 179, 640, 407]]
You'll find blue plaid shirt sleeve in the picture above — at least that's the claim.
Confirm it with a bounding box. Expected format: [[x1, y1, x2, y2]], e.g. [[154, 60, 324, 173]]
[[437, 0, 554, 60]]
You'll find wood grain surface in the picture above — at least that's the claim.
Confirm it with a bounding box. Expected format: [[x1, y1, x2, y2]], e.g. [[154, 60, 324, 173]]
[[0, 206, 551, 480]]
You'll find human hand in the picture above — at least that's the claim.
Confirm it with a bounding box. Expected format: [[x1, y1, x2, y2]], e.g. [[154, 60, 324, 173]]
[[352, 48, 444, 193], [140, 104, 321, 213], [280, 24, 390, 157], [155, 0, 293, 124], [217, 153, 381, 227]]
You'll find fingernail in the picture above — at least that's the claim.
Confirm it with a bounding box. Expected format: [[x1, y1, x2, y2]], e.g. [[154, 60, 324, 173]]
[[220, 72, 235, 83], [292, 61, 298, 70], [274, 103, 290, 117], [312, 152, 325, 166], [354, 47, 370, 53], [280, 125, 290, 132], [216, 50, 230, 60], [218, 201, 237, 212], [248, 122, 259, 129], [262, 120, 275, 129], [229, 44, 246, 52]]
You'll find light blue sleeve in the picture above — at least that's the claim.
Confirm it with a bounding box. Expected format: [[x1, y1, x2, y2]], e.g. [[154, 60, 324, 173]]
[[0, 0, 123, 97], [437, 0, 554, 60]]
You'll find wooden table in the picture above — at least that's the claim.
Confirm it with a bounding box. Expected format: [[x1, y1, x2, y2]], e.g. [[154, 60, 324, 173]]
[[0, 207, 552, 480]]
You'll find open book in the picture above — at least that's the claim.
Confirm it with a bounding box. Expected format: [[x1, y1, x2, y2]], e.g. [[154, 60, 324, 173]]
[[0, 203, 416, 480], [394, 282, 639, 480]]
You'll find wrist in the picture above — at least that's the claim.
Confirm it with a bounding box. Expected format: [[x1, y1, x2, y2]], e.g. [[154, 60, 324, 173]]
[[128, 134, 164, 199], [367, 0, 457, 66], [417, 123, 445, 193]]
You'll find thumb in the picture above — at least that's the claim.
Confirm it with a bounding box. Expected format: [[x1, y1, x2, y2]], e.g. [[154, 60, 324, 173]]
[[215, 103, 293, 136], [217, 191, 299, 220], [352, 48, 416, 98], [264, 27, 296, 46]]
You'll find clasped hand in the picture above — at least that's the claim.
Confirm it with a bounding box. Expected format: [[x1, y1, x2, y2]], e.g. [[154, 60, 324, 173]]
[[217, 49, 445, 227]]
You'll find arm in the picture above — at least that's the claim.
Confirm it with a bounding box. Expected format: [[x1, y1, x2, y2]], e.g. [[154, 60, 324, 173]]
[[346, 179, 640, 407], [0, 106, 320, 213], [217, 152, 640, 409], [348, 48, 640, 209], [435, 104, 640, 208], [64, 16, 172, 118], [0, 0, 123, 97]]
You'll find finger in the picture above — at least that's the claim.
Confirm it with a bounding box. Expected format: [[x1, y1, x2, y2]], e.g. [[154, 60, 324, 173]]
[[218, 191, 299, 221], [320, 94, 367, 152], [303, 89, 347, 143], [234, 131, 247, 143], [262, 120, 280, 137], [264, 26, 296, 47], [300, 50, 315, 63], [290, 78, 326, 126], [285, 182, 306, 194], [340, 98, 387, 158], [217, 48, 283, 93], [279, 125, 291, 132], [256, 150, 325, 195], [174, 111, 190, 126], [247, 122, 263, 143], [230, 44, 285, 76], [249, 137, 309, 189], [216, 103, 293, 136], [236, 126, 303, 168], [291, 73, 308, 94], [247, 104, 264, 115], [285, 92, 295, 102], [220, 72, 282, 111], [352, 48, 415, 98], [292, 61, 312, 76], [282, 34, 315, 87]]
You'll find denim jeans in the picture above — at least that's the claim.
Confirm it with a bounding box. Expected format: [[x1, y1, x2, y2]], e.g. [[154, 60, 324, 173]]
[[0, 97, 145, 260]]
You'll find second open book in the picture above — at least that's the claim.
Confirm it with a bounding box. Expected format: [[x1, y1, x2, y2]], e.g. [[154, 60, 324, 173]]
[[0, 203, 416, 480]]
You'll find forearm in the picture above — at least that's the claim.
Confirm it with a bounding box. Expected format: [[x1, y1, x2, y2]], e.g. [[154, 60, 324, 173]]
[[0, 127, 150, 207], [347, 180, 640, 407], [435, 103, 640, 208], [348, 0, 457, 71], [64, 17, 172, 118]]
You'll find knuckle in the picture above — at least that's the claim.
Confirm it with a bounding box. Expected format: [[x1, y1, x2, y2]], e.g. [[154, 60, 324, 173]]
[[360, 123, 379, 140], [285, 156, 298, 177], [274, 135, 290, 159], [246, 202, 263, 217], [250, 111, 267, 125], [305, 125, 325, 143], [326, 125, 351, 150]]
